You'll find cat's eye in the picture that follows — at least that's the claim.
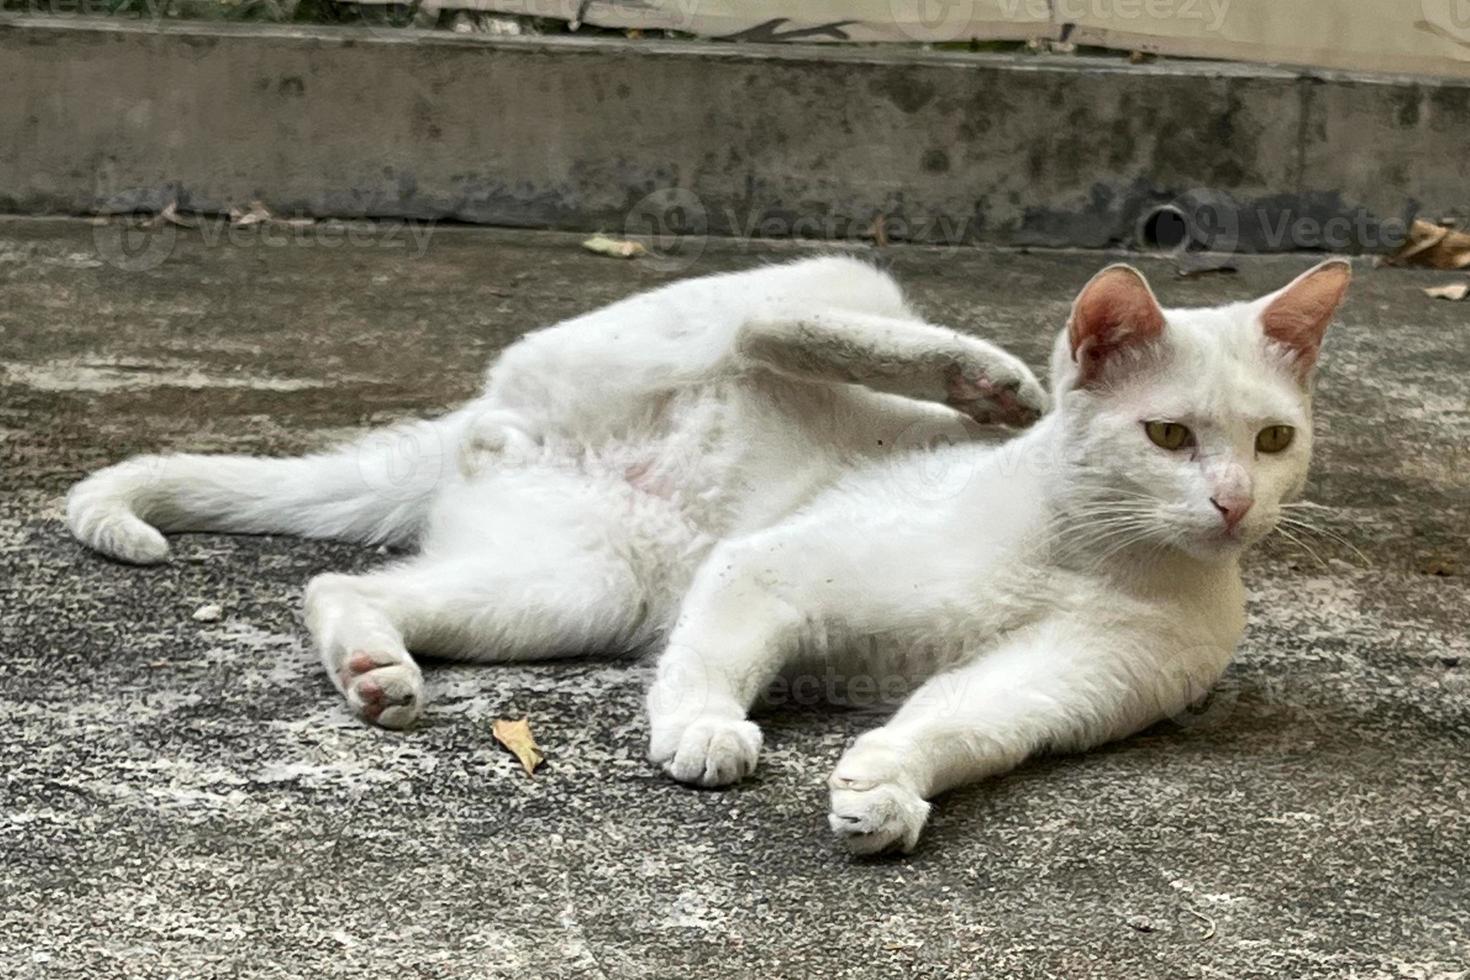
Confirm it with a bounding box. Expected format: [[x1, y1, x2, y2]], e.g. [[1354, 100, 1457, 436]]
[[1144, 421, 1194, 451], [1255, 425, 1295, 454]]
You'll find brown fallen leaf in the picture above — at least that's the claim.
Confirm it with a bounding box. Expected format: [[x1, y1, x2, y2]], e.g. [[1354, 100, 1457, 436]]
[[1419, 555, 1460, 577], [1384, 218, 1470, 270], [492, 717, 545, 776], [228, 200, 315, 229], [1424, 282, 1469, 301], [230, 200, 273, 227], [1175, 255, 1238, 279], [867, 213, 889, 248], [148, 201, 199, 229], [581, 234, 646, 259]]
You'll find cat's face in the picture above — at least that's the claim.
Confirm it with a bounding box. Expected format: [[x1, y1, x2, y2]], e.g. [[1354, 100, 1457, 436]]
[[1048, 261, 1350, 561]]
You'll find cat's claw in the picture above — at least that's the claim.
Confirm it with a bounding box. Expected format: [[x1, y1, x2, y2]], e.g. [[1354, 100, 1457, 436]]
[[340, 651, 424, 730], [827, 746, 932, 854], [650, 716, 762, 787], [827, 774, 931, 855], [944, 362, 1050, 428]]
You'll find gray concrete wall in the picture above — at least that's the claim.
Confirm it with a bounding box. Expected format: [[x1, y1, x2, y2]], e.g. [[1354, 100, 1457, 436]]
[[2, 16, 1468, 251]]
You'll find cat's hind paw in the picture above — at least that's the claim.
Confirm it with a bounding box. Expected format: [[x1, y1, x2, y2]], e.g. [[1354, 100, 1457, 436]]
[[340, 651, 424, 730], [827, 770, 931, 855], [649, 716, 762, 788], [943, 353, 1049, 428]]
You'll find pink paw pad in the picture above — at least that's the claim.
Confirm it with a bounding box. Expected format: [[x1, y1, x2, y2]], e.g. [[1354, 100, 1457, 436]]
[[337, 652, 421, 727], [943, 366, 1039, 427], [345, 651, 387, 676]]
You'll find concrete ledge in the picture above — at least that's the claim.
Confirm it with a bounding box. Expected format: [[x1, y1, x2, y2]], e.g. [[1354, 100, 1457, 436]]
[[2, 16, 1468, 251]]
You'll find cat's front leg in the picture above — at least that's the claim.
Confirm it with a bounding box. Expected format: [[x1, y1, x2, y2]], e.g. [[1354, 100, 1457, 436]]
[[828, 621, 1233, 854], [646, 538, 807, 787]]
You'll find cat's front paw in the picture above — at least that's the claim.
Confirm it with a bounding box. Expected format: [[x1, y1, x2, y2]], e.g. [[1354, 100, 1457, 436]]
[[648, 715, 762, 788], [827, 750, 931, 855]]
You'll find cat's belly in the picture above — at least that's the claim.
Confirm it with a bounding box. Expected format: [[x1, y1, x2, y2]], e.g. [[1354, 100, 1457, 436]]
[[555, 377, 891, 538]]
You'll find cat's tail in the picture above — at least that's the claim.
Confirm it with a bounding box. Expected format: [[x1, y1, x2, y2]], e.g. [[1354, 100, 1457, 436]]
[[67, 413, 465, 565]]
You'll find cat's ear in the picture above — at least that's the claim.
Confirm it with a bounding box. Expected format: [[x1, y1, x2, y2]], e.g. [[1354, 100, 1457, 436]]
[[1258, 259, 1350, 379], [1066, 264, 1167, 386]]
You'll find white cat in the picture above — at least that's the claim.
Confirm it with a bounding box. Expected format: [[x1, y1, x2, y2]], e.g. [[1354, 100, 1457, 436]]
[[67, 254, 1349, 854]]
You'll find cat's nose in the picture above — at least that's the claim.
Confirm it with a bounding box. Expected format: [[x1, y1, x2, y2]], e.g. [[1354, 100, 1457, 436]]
[[1210, 495, 1253, 531]]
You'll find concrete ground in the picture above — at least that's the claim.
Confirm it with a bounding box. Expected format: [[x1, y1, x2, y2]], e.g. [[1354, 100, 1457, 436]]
[[0, 217, 1466, 979]]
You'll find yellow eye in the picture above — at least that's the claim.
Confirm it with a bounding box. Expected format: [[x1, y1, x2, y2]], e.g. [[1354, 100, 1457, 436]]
[[1144, 421, 1194, 451], [1256, 425, 1295, 454]]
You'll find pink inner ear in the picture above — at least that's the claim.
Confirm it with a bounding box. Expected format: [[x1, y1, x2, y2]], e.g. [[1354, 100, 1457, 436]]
[[1069, 266, 1166, 385], [1261, 261, 1350, 376]]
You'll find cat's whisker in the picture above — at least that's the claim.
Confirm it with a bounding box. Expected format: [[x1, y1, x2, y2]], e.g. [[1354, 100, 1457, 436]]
[[1273, 525, 1330, 569], [1057, 515, 1151, 546], [1276, 515, 1372, 567], [1062, 519, 1159, 567]]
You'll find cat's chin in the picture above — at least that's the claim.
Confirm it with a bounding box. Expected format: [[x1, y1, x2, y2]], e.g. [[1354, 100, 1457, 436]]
[[1175, 528, 1255, 562]]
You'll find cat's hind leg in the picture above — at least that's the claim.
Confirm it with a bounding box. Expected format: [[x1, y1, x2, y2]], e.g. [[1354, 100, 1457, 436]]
[[306, 470, 662, 728], [736, 312, 1049, 427], [306, 546, 649, 728]]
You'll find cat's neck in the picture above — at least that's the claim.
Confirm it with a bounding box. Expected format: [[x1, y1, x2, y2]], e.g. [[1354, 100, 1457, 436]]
[[1067, 540, 1240, 595]]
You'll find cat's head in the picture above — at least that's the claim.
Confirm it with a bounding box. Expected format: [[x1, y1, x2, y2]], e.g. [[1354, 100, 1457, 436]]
[[1046, 260, 1350, 560]]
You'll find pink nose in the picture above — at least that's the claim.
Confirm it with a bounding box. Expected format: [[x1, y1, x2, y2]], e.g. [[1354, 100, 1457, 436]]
[[1211, 495, 1253, 530]]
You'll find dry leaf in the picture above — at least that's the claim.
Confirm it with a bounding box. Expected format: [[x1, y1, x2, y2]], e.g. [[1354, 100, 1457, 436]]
[[1384, 218, 1470, 270], [149, 201, 198, 229], [492, 717, 544, 776], [866, 213, 890, 248], [1175, 255, 1238, 278], [229, 201, 273, 227], [1419, 555, 1460, 577], [1424, 282, 1469, 301], [228, 200, 314, 229], [582, 235, 647, 259]]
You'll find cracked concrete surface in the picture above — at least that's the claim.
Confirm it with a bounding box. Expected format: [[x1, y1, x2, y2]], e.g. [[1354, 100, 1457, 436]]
[[1, 218, 1466, 978]]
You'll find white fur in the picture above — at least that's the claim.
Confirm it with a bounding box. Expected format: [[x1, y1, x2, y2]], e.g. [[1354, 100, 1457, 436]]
[[67, 255, 1338, 854]]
